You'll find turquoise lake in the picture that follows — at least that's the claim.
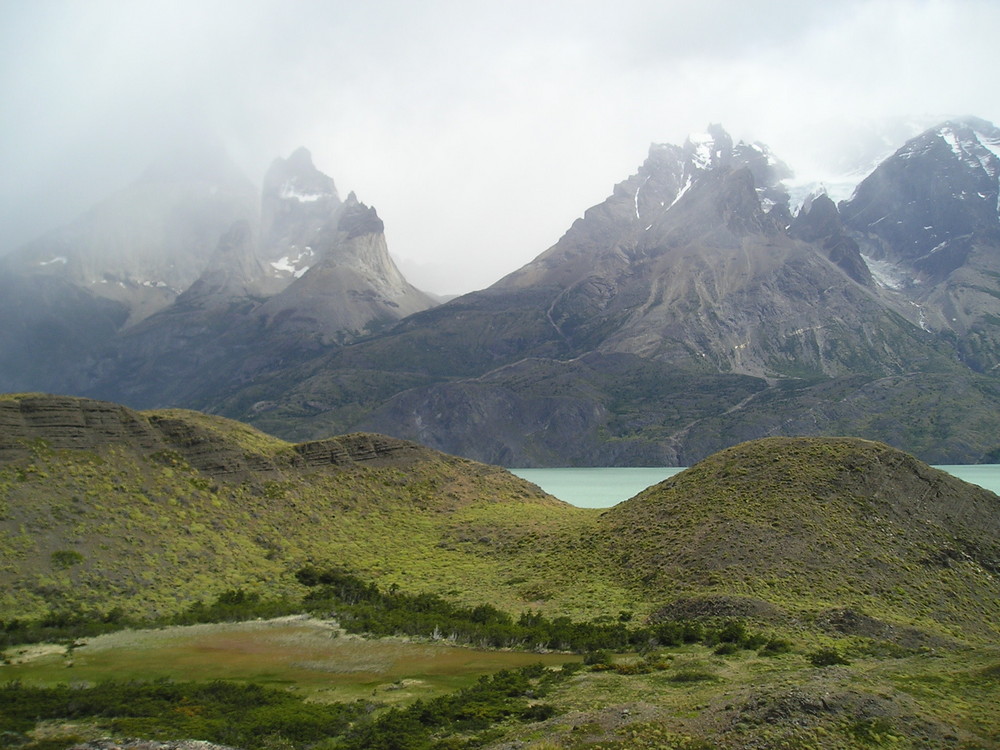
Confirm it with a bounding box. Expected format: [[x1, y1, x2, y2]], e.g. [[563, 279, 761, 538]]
[[509, 465, 1000, 508]]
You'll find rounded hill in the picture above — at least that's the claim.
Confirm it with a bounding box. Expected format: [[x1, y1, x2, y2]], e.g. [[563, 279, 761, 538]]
[[600, 437, 1000, 641]]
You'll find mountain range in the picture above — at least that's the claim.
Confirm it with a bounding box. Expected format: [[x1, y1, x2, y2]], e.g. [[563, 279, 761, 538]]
[[3, 118, 1000, 465]]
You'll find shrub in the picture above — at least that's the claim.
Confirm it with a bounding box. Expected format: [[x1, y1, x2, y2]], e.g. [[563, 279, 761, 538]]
[[50, 550, 84, 569], [583, 649, 612, 666], [758, 638, 793, 656], [667, 667, 716, 683], [808, 646, 851, 667]]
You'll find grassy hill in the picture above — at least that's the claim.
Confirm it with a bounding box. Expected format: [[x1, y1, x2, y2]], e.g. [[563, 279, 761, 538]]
[[601, 436, 1000, 643], [3, 396, 1000, 748], [0, 394, 628, 621]]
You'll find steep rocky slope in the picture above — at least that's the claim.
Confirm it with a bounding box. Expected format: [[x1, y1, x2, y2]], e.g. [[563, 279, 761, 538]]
[[840, 117, 1000, 371]]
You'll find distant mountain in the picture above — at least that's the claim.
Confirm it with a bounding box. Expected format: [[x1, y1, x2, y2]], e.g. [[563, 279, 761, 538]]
[[0, 144, 258, 394], [840, 117, 1000, 371], [222, 122, 1000, 466], [0, 145, 437, 402], [3, 142, 259, 325], [4, 122, 1000, 467]]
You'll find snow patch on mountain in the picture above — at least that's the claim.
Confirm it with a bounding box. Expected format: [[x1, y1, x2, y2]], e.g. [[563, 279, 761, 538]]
[[280, 180, 332, 203], [668, 176, 693, 209], [936, 124, 1000, 178], [689, 133, 715, 170], [270, 246, 315, 278], [862, 253, 911, 290]]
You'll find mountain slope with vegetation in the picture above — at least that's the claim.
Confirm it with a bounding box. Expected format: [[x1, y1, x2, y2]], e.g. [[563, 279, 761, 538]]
[[3, 397, 1000, 748], [602, 436, 1000, 642], [0, 393, 621, 622]]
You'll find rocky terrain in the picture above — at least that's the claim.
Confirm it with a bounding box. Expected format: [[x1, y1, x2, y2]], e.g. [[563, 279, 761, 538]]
[[211, 120, 1000, 466]]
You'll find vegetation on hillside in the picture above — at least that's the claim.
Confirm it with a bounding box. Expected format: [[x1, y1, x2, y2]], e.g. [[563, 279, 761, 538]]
[[3, 399, 1000, 747]]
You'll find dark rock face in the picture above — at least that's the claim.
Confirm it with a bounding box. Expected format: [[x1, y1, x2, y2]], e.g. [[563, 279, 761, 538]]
[[790, 193, 872, 284], [0, 395, 163, 462], [841, 118, 1000, 276]]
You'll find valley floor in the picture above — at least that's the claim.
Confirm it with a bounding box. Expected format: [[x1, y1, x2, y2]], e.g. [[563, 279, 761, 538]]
[[3, 616, 999, 749]]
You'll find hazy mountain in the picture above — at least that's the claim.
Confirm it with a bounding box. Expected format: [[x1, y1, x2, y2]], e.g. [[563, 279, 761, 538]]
[[3, 142, 259, 325], [75, 149, 437, 408], [0, 143, 258, 394], [224, 121, 1000, 466], [0, 142, 437, 403]]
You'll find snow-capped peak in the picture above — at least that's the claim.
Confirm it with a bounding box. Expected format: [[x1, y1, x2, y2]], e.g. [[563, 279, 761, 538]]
[[688, 132, 717, 170], [683, 124, 733, 172]]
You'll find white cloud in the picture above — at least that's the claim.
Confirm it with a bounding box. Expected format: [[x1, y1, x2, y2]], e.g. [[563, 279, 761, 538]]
[[1, 0, 998, 294]]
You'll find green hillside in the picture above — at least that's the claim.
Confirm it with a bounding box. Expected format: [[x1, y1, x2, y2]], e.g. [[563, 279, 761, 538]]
[[601, 436, 1000, 643], [3, 396, 1000, 748], [0, 394, 627, 621]]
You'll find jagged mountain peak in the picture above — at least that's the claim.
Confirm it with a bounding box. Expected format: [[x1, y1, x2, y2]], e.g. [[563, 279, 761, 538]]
[[263, 147, 339, 206], [895, 117, 1000, 181], [682, 123, 738, 172], [259, 147, 343, 283], [286, 145, 317, 168], [840, 116, 1000, 280], [638, 125, 791, 221], [339, 193, 384, 239]]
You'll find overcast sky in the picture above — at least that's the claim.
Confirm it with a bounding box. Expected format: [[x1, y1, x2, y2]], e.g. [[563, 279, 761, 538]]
[[2, 0, 998, 295]]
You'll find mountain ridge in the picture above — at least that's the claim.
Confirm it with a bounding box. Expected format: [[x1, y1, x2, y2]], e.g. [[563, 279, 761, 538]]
[[222, 119, 1000, 465]]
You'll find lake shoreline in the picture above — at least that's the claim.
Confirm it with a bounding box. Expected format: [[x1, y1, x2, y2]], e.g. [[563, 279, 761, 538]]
[[510, 464, 1000, 508]]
